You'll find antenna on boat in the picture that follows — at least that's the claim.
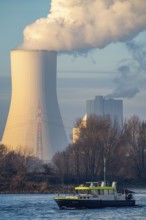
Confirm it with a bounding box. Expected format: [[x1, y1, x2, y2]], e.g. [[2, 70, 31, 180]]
[[104, 157, 106, 184]]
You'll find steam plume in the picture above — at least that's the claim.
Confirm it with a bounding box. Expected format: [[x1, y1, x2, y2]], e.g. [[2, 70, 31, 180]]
[[106, 40, 146, 99], [21, 0, 146, 51]]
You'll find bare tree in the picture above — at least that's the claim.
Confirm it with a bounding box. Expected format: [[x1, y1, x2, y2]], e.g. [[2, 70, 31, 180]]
[[58, 115, 122, 183], [123, 115, 146, 180]]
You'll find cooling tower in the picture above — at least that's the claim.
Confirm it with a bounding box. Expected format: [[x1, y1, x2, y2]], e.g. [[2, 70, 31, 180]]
[[2, 50, 68, 161]]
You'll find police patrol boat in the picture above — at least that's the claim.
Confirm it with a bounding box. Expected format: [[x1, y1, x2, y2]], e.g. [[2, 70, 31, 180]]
[[54, 181, 135, 209]]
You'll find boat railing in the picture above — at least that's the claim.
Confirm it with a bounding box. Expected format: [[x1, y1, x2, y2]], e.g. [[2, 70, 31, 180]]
[[84, 181, 116, 188]]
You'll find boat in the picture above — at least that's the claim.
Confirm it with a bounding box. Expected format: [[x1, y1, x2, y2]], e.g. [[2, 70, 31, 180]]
[[54, 157, 136, 209], [54, 181, 136, 209]]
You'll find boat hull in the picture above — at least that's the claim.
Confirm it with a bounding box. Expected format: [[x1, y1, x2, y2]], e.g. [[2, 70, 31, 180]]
[[55, 199, 135, 209]]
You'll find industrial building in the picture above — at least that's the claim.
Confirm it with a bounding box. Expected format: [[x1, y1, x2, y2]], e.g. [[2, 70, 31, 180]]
[[86, 95, 123, 128], [2, 50, 68, 161], [73, 96, 123, 143]]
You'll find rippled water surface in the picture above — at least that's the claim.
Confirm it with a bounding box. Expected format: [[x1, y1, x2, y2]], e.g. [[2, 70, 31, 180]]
[[0, 189, 146, 220]]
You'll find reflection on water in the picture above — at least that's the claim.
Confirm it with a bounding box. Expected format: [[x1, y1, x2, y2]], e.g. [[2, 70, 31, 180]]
[[0, 190, 146, 220]]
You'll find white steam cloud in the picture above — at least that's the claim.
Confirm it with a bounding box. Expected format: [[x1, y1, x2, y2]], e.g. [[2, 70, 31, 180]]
[[21, 0, 146, 51]]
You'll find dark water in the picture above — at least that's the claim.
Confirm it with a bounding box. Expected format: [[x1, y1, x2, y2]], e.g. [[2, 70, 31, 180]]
[[0, 190, 146, 220]]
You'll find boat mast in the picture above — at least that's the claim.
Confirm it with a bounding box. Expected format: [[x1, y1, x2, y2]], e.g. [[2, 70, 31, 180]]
[[104, 157, 106, 184]]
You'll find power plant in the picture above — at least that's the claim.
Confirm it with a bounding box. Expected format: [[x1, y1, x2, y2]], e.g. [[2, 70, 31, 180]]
[[73, 96, 123, 143], [86, 96, 123, 128], [2, 50, 68, 161]]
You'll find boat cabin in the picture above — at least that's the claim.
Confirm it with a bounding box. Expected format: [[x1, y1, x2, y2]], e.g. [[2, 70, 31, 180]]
[[75, 181, 117, 196]]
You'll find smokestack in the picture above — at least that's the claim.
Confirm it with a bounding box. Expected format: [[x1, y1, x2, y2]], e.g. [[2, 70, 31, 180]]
[[2, 50, 68, 161]]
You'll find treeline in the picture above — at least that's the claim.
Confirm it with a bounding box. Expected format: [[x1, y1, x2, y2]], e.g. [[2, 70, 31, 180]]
[[0, 115, 146, 193], [53, 115, 146, 185], [0, 145, 57, 193]]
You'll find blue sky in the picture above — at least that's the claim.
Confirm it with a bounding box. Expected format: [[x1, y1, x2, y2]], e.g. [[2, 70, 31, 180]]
[[0, 0, 146, 140]]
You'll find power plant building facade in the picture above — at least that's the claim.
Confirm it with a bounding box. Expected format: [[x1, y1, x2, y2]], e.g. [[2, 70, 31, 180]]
[[73, 96, 123, 143], [2, 50, 68, 161], [86, 96, 123, 128]]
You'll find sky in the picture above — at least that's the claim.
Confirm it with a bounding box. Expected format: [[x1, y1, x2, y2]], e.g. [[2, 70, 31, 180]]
[[0, 0, 146, 141]]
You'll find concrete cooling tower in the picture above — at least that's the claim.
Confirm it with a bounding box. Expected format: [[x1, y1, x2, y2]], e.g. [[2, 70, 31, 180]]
[[2, 50, 68, 161]]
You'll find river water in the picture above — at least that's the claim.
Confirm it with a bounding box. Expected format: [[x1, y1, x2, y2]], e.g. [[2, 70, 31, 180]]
[[0, 189, 146, 220]]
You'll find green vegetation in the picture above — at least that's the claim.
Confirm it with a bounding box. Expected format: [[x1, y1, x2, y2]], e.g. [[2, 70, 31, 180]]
[[0, 115, 146, 193]]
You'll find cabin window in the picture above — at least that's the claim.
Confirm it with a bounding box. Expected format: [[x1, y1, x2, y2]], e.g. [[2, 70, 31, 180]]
[[99, 190, 104, 195], [104, 190, 108, 195], [78, 190, 87, 194], [91, 190, 97, 195], [109, 190, 114, 195]]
